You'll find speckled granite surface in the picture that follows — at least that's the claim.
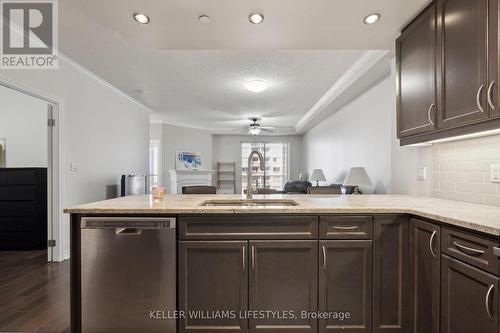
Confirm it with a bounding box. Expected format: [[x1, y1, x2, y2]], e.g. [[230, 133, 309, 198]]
[[64, 194, 500, 237]]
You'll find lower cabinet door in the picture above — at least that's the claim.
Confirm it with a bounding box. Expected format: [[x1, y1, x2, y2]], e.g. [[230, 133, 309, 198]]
[[441, 254, 498, 333], [319, 240, 372, 333], [373, 215, 410, 333], [249, 240, 318, 333], [179, 241, 248, 333], [409, 219, 440, 333]]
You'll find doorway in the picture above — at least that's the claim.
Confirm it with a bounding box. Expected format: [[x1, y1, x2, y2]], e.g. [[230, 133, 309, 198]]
[[0, 82, 60, 262]]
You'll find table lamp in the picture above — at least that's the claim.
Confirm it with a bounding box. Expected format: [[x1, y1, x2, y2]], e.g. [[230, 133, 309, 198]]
[[310, 169, 326, 186], [343, 167, 372, 194]]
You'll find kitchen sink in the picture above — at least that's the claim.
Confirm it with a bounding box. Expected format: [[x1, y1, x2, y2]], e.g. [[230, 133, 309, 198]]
[[199, 199, 300, 207]]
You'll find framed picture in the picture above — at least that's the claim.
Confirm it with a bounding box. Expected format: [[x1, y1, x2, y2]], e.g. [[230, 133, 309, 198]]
[[176, 152, 202, 171], [0, 138, 5, 168]]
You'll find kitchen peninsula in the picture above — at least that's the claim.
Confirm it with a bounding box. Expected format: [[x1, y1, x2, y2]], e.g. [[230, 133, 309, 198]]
[[66, 194, 500, 333]]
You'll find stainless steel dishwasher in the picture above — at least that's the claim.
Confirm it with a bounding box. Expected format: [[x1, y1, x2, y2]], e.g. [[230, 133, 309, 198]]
[[81, 217, 176, 333]]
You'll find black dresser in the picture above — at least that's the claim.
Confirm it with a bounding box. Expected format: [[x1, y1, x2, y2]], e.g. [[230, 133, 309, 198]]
[[0, 168, 47, 250]]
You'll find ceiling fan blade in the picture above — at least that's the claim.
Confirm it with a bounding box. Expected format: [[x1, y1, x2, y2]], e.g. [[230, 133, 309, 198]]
[[260, 128, 275, 132]]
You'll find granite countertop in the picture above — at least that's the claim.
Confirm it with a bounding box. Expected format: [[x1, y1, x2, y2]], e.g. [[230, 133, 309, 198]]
[[64, 194, 500, 237]]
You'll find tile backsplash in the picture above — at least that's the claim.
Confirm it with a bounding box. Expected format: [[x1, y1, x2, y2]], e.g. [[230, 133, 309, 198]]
[[433, 134, 500, 207]]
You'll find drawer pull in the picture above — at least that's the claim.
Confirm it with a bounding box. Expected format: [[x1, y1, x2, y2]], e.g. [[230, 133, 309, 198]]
[[429, 231, 437, 258], [453, 241, 485, 256], [333, 225, 358, 231], [486, 284, 495, 321]]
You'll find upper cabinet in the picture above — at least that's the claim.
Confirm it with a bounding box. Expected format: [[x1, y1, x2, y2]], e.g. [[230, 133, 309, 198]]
[[489, 0, 500, 116], [396, 3, 438, 138], [437, 0, 489, 128], [396, 0, 500, 145]]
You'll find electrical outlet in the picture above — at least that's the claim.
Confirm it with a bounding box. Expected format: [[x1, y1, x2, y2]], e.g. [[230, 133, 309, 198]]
[[70, 162, 78, 172], [417, 167, 427, 180], [491, 164, 500, 183]]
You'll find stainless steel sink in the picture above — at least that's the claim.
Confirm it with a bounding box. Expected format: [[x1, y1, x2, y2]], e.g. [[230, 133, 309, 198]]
[[199, 199, 299, 207]]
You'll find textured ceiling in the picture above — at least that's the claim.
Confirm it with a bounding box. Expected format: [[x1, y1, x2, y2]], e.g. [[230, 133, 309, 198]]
[[58, 0, 430, 131]]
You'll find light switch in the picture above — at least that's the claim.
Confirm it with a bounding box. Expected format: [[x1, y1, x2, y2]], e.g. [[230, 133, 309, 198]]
[[70, 162, 78, 172], [491, 164, 500, 183], [417, 167, 427, 180]]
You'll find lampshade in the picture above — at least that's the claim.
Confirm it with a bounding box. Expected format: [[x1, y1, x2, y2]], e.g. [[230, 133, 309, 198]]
[[310, 169, 326, 182], [343, 167, 372, 186]]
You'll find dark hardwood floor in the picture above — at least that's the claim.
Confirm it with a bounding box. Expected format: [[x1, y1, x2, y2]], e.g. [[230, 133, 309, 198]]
[[0, 250, 70, 333]]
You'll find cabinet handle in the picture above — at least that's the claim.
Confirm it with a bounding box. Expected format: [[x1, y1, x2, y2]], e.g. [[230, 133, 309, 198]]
[[322, 245, 327, 271], [477, 85, 486, 113], [429, 231, 437, 258], [333, 225, 358, 231], [486, 284, 495, 321], [488, 81, 496, 110], [427, 103, 435, 125], [251, 245, 255, 271], [452, 241, 485, 256], [242, 246, 246, 272]]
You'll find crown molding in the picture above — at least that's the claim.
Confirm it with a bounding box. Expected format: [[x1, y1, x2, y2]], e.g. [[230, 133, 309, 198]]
[[294, 50, 390, 133], [4, 20, 153, 114]]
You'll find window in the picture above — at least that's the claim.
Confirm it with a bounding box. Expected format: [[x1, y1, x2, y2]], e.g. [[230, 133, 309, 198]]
[[241, 142, 288, 193], [149, 139, 161, 190]]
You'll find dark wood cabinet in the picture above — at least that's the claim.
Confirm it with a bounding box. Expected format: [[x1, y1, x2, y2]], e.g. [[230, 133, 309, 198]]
[[373, 215, 409, 333], [249, 240, 318, 333], [409, 219, 440, 333], [396, 2, 438, 137], [437, 0, 489, 128], [396, 0, 500, 145], [179, 241, 248, 333], [488, 0, 500, 116], [441, 254, 498, 333], [0, 168, 47, 250], [319, 240, 372, 333]]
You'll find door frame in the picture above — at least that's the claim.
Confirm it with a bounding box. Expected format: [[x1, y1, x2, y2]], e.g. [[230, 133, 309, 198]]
[[0, 75, 63, 262]]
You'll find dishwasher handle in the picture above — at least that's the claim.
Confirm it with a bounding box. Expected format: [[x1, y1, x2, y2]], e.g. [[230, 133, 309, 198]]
[[81, 217, 176, 229]]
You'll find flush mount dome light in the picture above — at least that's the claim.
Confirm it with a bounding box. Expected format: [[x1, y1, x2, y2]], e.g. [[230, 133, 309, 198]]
[[199, 15, 211, 23], [363, 13, 381, 24], [249, 13, 264, 24], [133, 13, 150, 24], [245, 80, 268, 93]]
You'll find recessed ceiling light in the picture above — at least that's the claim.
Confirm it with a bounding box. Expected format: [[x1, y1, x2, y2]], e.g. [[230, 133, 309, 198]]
[[198, 15, 211, 24], [245, 80, 268, 93], [363, 13, 381, 25], [133, 13, 150, 24], [249, 13, 264, 24]]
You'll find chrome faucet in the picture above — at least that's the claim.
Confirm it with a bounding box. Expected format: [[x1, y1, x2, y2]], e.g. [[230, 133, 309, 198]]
[[246, 150, 265, 199]]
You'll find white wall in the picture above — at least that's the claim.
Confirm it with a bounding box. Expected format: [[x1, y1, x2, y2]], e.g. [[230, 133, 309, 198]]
[[0, 85, 48, 167], [302, 68, 433, 195], [212, 135, 303, 193], [0, 56, 151, 260], [160, 124, 213, 192]]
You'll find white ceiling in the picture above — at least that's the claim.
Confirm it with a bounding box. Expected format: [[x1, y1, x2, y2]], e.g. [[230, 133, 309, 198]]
[[58, 0, 430, 133]]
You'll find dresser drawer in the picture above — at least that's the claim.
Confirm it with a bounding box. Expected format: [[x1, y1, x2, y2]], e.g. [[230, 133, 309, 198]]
[[179, 215, 318, 240], [441, 227, 498, 275], [319, 216, 373, 239]]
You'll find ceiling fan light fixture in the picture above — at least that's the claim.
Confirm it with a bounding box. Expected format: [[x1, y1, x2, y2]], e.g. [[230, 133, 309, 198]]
[[249, 127, 261, 135], [245, 80, 268, 93]]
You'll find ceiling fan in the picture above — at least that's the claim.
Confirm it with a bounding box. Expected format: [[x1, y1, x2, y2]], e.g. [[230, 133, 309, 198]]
[[234, 117, 275, 135]]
